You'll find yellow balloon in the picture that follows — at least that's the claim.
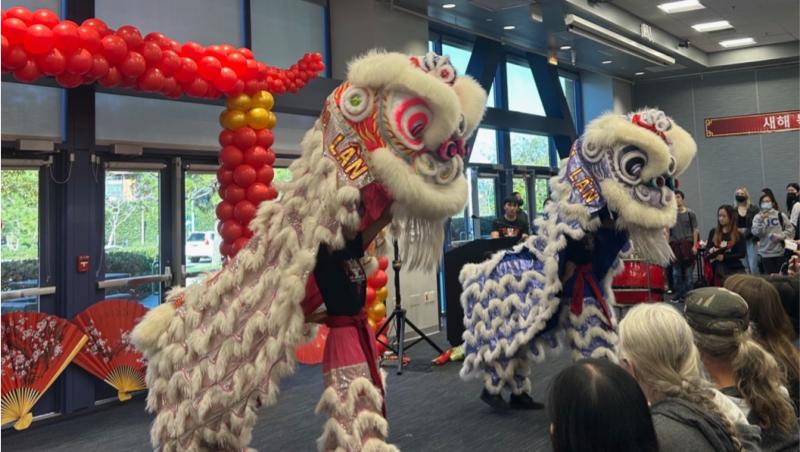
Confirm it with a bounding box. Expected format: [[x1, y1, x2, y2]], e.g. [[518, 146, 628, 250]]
[[368, 318, 377, 331], [265, 111, 277, 129], [246, 107, 269, 129], [222, 109, 248, 130], [226, 93, 251, 111], [376, 286, 388, 300], [368, 302, 386, 321], [251, 90, 274, 110]]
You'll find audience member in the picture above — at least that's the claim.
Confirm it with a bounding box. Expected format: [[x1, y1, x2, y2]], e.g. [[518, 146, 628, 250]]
[[685, 287, 798, 451], [786, 183, 800, 240], [752, 193, 794, 274], [548, 359, 658, 452], [734, 187, 760, 274], [490, 196, 528, 239], [724, 275, 800, 413], [511, 191, 529, 227], [707, 205, 746, 283], [669, 190, 699, 301], [618, 303, 760, 452]]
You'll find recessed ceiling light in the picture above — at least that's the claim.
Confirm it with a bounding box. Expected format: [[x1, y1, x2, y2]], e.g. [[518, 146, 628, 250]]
[[602, 60, 612, 64], [635, 71, 645, 75], [657, 0, 705, 14], [719, 37, 755, 48], [560, 45, 572, 50], [503, 25, 516, 30], [442, 3, 456, 8], [692, 20, 732, 32]]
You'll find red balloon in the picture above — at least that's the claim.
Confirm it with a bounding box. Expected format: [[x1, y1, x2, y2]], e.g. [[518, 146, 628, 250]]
[[159, 76, 177, 95], [14, 59, 40, 82], [32, 9, 58, 28], [119, 51, 146, 78], [220, 43, 235, 55], [224, 184, 246, 204], [219, 130, 234, 147], [245, 59, 259, 80], [204, 44, 227, 62], [366, 286, 376, 304], [218, 184, 228, 199], [22, 24, 53, 54], [219, 145, 244, 169], [87, 53, 109, 79], [378, 256, 389, 271], [238, 47, 254, 59], [35, 47, 65, 75], [233, 164, 257, 187], [227, 80, 244, 97], [256, 129, 274, 148], [368, 270, 388, 289], [157, 49, 180, 76], [184, 77, 208, 97], [198, 56, 221, 81], [226, 51, 248, 77], [234, 200, 257, 224], [140, 41, 162, 65], [144, 32, 170, 49], [215, 201, 235, 221], [214, 67, 237, 92], [52, 22, 80, 52], [81, 18, 110, 37], [242, 226, 254, 238], [376, 335, 388, 355], [138, 67, 165, 92], [244, 145, 269, 169], [244, 79, 259, 95], [233, 127, 257, 149], [55, 71, 83, 88], [3, 46, 28, 71], [217, 167, 234, 185], [246, 182, 270, 204], [231, 236, 249, 255], [7, 7, 33, 25], [266, 186, 278, 200], [255, 165, 274, 185], [65, 48, 92, 75], [97, 66, 121, 87], [180, 41, 204, 60], [76, 26, 101, 53], [219, 220, 243, 242], [174, 57, 197, 82], [219, 242, 232, 258], [1, 36, 8, 60], [100, 34, 127, 64], [115, 25, 143, 50]]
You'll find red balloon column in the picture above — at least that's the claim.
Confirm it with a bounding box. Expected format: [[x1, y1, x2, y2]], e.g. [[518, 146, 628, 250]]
[[1, 6, 325, 262], [367, 256, 390, 354]]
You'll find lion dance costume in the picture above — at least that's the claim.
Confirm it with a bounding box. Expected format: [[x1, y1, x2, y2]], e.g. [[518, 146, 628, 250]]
[[131, 51, 486, 451], [460, 109, 697, 405]]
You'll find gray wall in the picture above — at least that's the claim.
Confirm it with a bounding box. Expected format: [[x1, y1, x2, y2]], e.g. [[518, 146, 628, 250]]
[[634, 64, 800, 235]]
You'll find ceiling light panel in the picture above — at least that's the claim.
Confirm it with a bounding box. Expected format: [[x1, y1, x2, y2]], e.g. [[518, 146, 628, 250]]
[[691, 20, 732, 32], [719, 37, 755, 47], [657, 0, 705, 14]]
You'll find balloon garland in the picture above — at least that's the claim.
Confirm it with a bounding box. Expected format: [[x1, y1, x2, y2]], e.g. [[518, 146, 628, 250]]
[[367, 255, 390, 354]]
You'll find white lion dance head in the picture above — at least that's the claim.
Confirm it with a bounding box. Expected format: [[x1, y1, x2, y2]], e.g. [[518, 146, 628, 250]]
[[131, 51, 486, 451]]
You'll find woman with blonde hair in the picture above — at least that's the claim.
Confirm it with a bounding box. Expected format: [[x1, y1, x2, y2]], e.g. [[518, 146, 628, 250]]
[[723, 274, 799, 413], [685, 287, 798, 451], [734, 187, 760, 274]]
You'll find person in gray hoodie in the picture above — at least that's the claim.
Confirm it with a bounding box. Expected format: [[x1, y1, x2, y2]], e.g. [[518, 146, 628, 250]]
[[752, 192, 795, 274]]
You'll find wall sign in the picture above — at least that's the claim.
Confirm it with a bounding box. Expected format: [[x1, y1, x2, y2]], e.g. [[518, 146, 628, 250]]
[[705, 110, 800, 138]]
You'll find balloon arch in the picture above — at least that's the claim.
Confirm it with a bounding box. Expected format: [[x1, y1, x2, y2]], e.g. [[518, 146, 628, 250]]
[[1, 5, 324, 260]]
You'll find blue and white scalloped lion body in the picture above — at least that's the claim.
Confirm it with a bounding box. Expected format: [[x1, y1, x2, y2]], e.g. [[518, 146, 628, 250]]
[[459, 108, 698, 395]]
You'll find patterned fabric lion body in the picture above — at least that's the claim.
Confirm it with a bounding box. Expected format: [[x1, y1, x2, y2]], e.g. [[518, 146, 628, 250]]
[[460, 109, 697, 395], [131, 51, 486, 451]]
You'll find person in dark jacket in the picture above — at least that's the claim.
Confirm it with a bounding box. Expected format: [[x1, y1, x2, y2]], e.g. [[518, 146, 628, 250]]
[[734, 187, 760, 274], [707, 205, 746, 284]]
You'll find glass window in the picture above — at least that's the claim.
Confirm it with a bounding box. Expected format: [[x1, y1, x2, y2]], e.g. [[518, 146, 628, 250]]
[[560, 76, 577, 126], [506, 60, 545, 116], [1, 83, 63, 141], [184, 171, 222, 285], [469, 128, 498, 165], [476, 177, 497, 237], [104, 170, 161, 308], [251, 0, 325, 69], [510, 132, 550, 166], [534, 177, 550, 216], [442, 42, 496, 107], [96, 0, 240, 45], [1, 168, 40, 313]]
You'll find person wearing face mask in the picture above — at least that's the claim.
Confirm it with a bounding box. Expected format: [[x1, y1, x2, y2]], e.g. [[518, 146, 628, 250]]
[[751, 192, 795, 275], [786, 183, 800, 241], [734, 187, 760, 274]]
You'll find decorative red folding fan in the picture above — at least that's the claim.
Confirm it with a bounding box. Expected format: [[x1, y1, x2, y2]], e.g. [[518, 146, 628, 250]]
[[72, 300, 149, 402], [1, 312, 88, 430], [295, 325, 329, 365]]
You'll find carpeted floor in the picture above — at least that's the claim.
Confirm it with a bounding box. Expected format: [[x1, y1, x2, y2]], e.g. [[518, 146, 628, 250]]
[[2, 333, 570, 451]]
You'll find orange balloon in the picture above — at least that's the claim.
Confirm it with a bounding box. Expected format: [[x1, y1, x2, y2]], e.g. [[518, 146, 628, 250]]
[[368, 302, 386, 321], [368, 318, 377, 331], [376, 286, 388, 301]]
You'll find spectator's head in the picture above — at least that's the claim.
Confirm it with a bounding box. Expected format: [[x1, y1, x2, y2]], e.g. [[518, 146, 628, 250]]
[[675, 190, 685, 208], [716, 205, 738, 236], [760, 189, 779, 211], [785, 183, 799, 211], [685, 287, 796, 434], [548, 359, 658, 452], [512, 191, 524, 208], [734, 186, 751, 207], [503, 196, 519, 218]]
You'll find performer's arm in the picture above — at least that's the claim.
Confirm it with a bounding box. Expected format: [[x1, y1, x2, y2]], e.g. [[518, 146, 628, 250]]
[[362, 207, 392, 250]]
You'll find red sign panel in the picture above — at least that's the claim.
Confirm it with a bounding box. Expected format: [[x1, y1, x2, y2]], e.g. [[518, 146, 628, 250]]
[[705, 110, 800, 138]]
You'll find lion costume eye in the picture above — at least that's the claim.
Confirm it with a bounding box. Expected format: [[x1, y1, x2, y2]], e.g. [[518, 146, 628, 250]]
[[388, 95, 432, 152], [617, 145, 648, 185]]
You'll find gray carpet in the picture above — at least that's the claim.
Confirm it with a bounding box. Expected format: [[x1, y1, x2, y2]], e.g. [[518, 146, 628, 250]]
[[2, 333, 569, 451]]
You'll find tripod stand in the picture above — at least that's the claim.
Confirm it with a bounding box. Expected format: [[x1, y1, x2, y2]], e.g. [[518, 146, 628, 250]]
[[375, 239, 444, 374]]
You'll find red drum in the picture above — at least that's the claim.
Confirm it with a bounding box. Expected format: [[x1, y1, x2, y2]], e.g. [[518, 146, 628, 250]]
[[612, 260, 665, 305]]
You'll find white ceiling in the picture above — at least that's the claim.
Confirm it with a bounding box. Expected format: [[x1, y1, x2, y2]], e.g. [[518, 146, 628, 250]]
[[611, 0, 800, 53]]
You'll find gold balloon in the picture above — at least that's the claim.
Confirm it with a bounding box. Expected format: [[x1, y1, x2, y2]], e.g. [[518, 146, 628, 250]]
[[221, 109, 248, 130], [251, 90, 274, 110], [265, 111, 277, 129], [376, 286, 388, 301], [368, 318, 377, 331], [226, 93, 251, 111], [246, 107, 269, 129], [368, 302, 386, 321]]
